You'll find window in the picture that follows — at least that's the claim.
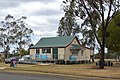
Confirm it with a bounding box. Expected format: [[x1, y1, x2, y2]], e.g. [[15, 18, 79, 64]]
[[36, 49, 40, 54], [42, 48, 51, 53]]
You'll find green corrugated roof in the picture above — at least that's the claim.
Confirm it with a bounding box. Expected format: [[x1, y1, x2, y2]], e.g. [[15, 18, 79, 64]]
[[30, 36, 75, 48]]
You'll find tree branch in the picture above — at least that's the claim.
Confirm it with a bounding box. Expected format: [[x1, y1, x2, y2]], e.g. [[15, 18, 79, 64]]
[[105, 0, 112, 28], [80, 0, 102, 48]]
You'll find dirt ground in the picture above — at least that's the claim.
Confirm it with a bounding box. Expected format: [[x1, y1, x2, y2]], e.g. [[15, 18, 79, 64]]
[[0, 61, 120, 80]]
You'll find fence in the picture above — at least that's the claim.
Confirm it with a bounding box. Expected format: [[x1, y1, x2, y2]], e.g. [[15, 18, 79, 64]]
[[35, 54, 65, 61], [33, 54, 89, 64]]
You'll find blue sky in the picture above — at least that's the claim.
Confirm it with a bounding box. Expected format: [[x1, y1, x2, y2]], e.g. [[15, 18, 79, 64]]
[[0, 0, 64, 45]]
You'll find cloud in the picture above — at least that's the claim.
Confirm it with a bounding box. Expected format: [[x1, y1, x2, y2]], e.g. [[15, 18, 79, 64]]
[[0, 0, 56, 8], [0, 1, 20, 8], [32, 9, 61, 16], [31, 30, 57, 44], [19, 0, 56, 3], [0, 0, 64, 44]]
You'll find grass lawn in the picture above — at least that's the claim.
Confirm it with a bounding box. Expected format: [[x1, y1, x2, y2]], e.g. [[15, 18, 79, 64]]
[[0, 61, 120, 79]]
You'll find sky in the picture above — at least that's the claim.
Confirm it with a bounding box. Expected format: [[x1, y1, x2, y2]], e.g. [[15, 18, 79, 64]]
[[0, 0, 64, 44]]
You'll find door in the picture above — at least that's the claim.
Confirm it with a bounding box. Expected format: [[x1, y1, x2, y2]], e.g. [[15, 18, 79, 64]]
[[52, 48, 58, 59]]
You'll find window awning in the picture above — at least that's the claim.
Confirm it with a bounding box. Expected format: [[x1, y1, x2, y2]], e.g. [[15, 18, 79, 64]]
[[70, 44, 81, 50]]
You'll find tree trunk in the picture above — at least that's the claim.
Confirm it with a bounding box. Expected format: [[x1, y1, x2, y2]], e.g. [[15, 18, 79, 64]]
[[92, 44, 95, 62], [19, 37, 22, 57], [100, 47, 105, 69], [4, 51, 8, 59], [92, 56, 94, 62], [99, 26, 106, 69]]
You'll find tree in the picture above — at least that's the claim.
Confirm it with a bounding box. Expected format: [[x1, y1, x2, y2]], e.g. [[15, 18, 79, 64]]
[[20, 49, 29, 56], [106, 12, 120, 53], [0, 28, 6, 48], [12, 16, 33, 57], [98, 12, 120, 57], [0, 15, 33, 58], [62, 0, 120, 69], [57, 1, 80, 36], [0, 15, 15, 58]]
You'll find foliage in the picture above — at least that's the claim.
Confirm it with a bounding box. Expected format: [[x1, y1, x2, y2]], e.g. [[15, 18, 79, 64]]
[[95, 52, 120, 59], [0, 15, 33, 58], [62, 0, 120, 69], [98, 12, 120, 54], [106, 12, 120, 53], [8, 49, 29, 57], [0, 15, 14, 58], [19, 49, 29, 56], [80, 29, 95, 48], [57, 1, 80, 36]]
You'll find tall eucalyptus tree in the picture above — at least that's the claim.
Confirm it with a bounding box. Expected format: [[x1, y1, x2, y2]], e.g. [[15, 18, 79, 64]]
[[62, 0, 120, 68], [0, 15, 33, 58]]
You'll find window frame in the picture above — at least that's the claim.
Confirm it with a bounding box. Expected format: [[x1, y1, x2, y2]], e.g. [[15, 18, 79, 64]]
[[42, 48, 51, 53], [36, 49, 40, 54]]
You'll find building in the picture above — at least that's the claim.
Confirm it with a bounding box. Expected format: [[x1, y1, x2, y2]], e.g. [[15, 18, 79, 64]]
[[29, 36, 93, 64], [0, 52, 4, 58]]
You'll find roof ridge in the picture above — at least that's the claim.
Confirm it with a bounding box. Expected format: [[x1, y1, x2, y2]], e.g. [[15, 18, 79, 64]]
[[41, 36, 74, 39]]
